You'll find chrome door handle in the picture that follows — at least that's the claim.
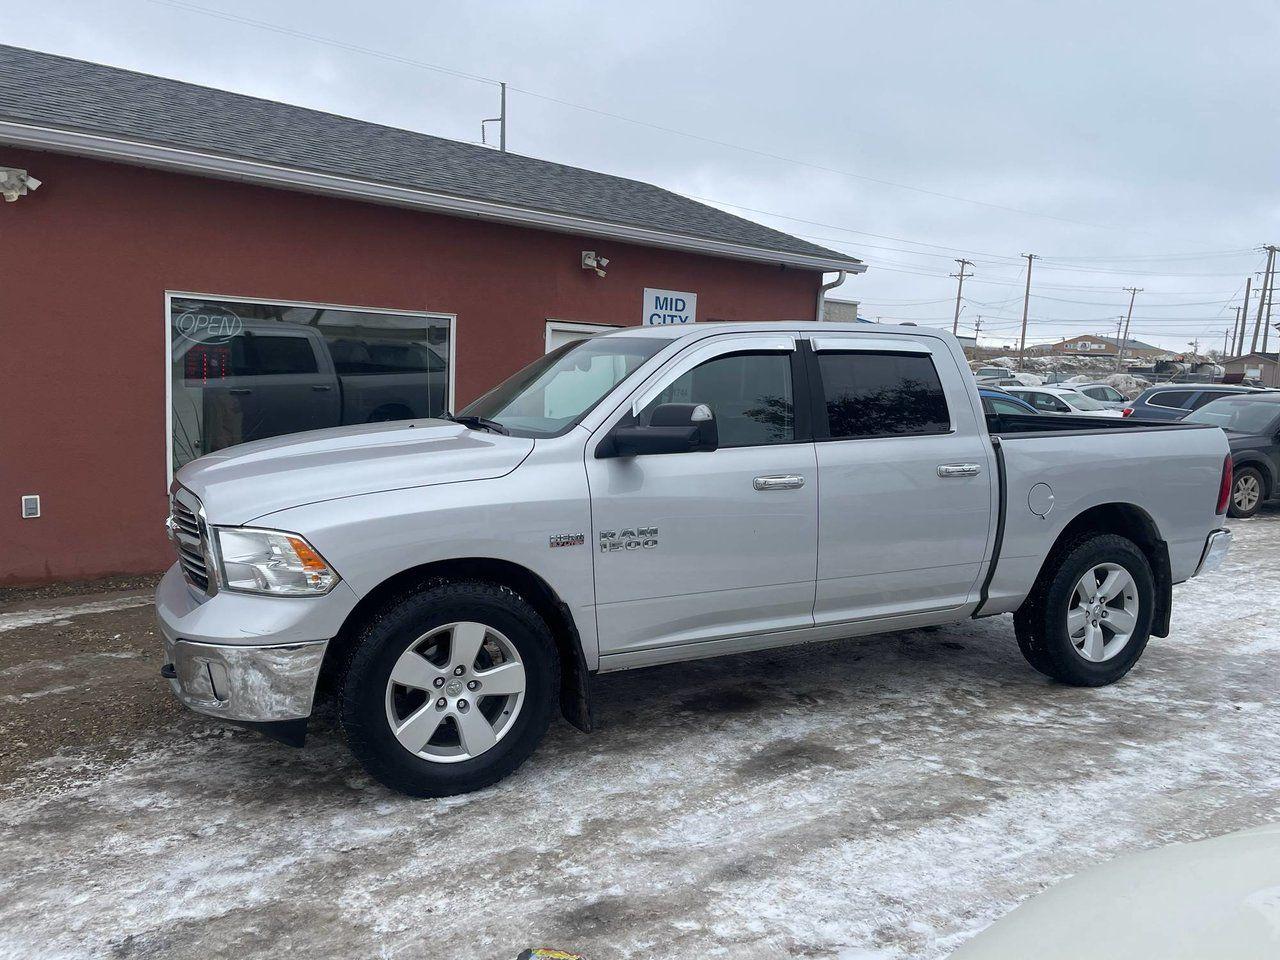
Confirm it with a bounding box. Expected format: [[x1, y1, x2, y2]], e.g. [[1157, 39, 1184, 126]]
[[754, 475, 806, 491], [937, 463, 981, 478]]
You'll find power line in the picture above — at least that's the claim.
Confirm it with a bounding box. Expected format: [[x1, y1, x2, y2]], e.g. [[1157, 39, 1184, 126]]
[[146, 0, 1219, 240]]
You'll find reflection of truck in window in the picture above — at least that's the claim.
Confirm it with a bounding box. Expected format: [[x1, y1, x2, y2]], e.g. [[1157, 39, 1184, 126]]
[[171, 322, 447, 467]]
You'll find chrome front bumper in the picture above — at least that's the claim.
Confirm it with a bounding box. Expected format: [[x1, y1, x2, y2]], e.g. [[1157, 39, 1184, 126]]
[[162, 636, 328, 722], [155, 563, 357, 725], [1195, 528, 1233, 577]]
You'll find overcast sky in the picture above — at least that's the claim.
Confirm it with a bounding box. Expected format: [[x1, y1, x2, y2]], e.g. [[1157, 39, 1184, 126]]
[[8, 0, 1280, 352]]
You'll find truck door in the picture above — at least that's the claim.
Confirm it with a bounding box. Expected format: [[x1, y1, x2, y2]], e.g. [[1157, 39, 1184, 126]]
[[586, 334, 818, 659], [806, 334, 994, 624], [201, 328, 340, 449]]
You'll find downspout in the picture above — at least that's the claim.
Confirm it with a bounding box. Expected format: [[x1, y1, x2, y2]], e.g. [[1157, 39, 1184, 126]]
[[816, 270, 846, 321]]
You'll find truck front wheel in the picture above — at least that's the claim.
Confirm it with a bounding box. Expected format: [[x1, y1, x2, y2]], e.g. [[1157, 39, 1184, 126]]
[[339, 580, 559, 797], [1014, 533, 1155, 687]]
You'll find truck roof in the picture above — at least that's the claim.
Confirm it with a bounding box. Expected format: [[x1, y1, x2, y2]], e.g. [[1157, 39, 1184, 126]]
[[601, 321, 956, 342]]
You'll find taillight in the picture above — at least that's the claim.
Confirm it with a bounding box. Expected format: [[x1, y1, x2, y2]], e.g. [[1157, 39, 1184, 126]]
[[1122, 407, 1134, 417], [1217, 455, 1233, 514]]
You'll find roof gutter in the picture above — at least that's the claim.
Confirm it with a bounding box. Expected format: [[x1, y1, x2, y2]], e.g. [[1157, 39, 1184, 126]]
[[815, 269, 847, 321], [0, 120, 867, 275]]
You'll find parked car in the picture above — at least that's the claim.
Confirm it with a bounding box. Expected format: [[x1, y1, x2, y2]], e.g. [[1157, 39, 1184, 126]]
[[1004, 386, 1123, 417], [1071, 381, 1129, 409], [978, 376, 1025, 388], [951, 822, 1280, 959], [159, 321, 1232, 797], [978, 386, 1038, 417], [171, 321, 449, 464], [974, 366, 1013, 380], [1183, 391, 1280, 518], [1121, 383, 1255, 421]]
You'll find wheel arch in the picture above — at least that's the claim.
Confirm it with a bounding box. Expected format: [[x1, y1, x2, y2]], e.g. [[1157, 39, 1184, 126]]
[[1032, 502, 1173, 638], [320, 557, 594, 732]]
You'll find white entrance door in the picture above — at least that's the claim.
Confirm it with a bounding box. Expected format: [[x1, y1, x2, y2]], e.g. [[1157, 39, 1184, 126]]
[[545, 321, 620, 353]]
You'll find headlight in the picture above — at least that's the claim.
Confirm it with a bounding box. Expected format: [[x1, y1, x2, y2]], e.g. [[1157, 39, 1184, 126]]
[[212, 527, 340, 596]]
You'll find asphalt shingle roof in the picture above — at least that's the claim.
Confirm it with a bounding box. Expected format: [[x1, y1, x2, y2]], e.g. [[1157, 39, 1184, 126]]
[[0, 44, 860, 269]]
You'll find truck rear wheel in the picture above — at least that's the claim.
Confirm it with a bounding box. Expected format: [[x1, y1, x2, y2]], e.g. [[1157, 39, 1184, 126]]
[[339, 580, 559, 797], [1014, 533, 1154, 687]]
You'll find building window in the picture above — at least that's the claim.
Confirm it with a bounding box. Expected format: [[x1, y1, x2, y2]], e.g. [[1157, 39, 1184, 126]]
[[169, 295, 453, 473]]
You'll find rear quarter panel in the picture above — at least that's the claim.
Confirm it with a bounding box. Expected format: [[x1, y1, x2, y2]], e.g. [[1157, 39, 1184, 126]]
[[981, 424, 1227, 614]]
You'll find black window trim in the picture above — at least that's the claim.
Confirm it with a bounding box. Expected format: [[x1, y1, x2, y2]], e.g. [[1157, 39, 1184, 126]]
[[800, 340, 955, 443]]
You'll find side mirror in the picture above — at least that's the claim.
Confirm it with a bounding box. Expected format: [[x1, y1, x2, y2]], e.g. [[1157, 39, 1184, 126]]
[[596, 403, 718, 458]]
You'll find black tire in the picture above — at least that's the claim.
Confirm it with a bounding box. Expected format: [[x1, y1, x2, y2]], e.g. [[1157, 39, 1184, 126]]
[[339, 580, 559, 797], [1014, 533, 1155, 687], [1228, 466, 1265, 519]]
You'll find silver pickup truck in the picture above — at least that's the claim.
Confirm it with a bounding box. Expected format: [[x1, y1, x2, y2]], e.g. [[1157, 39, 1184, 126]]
[[157, 321, 1234, 797]]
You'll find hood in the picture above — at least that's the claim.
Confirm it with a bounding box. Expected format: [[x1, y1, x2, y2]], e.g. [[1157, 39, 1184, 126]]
[[176, 420, 534, 524]]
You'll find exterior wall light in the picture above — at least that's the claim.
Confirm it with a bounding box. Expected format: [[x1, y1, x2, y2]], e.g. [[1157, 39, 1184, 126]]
[[1, 167, 41, 202], [581, 250, 609, 278]]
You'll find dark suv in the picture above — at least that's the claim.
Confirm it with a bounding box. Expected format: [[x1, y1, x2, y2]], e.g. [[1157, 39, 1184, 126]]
[[1123, 384, 1256, 421]]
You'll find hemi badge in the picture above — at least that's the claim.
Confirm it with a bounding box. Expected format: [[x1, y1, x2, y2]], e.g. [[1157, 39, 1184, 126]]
[[549, 533, 585, 548]]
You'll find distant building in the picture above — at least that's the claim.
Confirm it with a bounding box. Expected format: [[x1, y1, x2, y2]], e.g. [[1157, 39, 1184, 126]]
[[1034, 334, 1172, 360], [1222, 352, 1280, 387], [822, 298, 863, 322]]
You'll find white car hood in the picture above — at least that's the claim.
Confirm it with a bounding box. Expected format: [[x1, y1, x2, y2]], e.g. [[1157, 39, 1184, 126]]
[[952, 821, 1280, 959], [175, 420, 534, 524]]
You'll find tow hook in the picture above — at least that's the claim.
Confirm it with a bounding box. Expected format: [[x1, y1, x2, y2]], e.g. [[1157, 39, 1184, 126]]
[[160, 663, 177, 679]]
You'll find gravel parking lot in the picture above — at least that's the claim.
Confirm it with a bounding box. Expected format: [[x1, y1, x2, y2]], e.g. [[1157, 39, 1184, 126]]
[[2, 509, 1278, 960]]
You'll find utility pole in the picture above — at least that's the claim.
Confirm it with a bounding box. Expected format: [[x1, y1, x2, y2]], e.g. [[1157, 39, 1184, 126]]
[[1241, 276, 1253, 354], [1016, 254, 1037, 369], [1264, 245, 1278, 353], [1223, 328, 1230, 356], [973, 315, 982, 349], [1251, 249, 1275, 353], [1118, 286, 1142, 371], [950, 259, 973, 335], [1231, 306, 1243, 355], [481, 81, 507, 151]]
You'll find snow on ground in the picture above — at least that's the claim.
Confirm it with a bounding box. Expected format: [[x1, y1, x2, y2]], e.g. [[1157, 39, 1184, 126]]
[[1, 514, 1278, 959]]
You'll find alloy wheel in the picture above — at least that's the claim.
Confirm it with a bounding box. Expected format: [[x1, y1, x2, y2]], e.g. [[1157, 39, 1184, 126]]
[[384, 621, 526, 763], [1067, 563, 1140, 663], [1234, 475, 1261, 513]]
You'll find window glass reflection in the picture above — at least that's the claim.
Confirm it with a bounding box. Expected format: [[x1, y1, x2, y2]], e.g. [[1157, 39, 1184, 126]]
[[170, 297, 451, 470]]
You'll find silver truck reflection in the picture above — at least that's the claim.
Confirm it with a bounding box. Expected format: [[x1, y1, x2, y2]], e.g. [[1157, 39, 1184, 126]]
[[171, 321, 448, 468], [157, 322, 1233, 798]]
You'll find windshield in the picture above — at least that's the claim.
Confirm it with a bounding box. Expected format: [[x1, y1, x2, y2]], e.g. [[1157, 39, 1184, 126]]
[[460, 336, 668, 438], [1061, 390, 1106, 411], [1185, 397, 1280, 433]]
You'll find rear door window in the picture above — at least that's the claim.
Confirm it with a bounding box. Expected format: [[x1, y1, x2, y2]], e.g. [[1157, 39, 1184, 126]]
[[1150, 390, 1195, 409], [1022, 391, 1071, 413], [990, 396, 1033, 415], [816, 351, 950, 439], [1189, 390, 1233, 410], [248, 335, 319, 375]]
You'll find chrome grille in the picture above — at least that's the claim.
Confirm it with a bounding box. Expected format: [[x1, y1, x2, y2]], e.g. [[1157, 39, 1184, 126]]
[[170, 489, 211, 593]]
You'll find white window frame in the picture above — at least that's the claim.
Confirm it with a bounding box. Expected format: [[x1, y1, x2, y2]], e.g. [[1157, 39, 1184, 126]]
[[165, 291, 457, 486], [544, 320, 622, 352]]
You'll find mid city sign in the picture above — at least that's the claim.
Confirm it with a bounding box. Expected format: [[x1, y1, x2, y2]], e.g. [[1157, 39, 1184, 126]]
[[643, 288, 697, 326]]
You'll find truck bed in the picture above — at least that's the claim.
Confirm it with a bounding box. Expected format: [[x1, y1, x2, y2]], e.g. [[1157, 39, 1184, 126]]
[[978, 414, 1226, 619], [986, 413, 1210, 437]]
